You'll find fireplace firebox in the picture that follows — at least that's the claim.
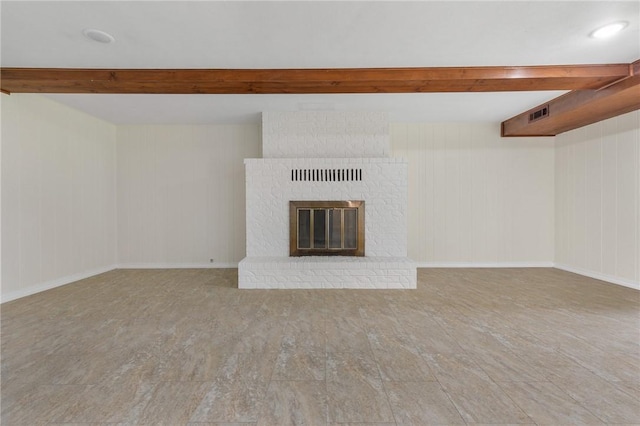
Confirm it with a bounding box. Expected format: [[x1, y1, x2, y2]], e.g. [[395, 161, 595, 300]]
[[289, 201, 364, 256]]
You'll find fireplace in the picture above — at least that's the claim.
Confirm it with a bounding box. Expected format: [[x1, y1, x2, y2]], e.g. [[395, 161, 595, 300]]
[[289, 200, 364, 256], [238, 111, 416, 289]]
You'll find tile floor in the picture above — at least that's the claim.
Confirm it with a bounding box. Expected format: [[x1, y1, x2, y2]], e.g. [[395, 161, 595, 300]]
[[1, 267, 639, 425]]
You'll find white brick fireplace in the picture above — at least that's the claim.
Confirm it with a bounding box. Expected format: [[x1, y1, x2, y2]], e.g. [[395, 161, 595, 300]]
[[238, 111, 416, 289]]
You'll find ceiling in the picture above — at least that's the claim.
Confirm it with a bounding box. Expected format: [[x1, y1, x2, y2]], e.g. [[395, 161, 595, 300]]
[[1, 1, 638, 125]]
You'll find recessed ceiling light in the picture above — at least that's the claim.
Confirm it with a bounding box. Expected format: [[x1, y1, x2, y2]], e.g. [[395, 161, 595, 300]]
[[590, 21, 628, 39], [82, 28, 115, 44]]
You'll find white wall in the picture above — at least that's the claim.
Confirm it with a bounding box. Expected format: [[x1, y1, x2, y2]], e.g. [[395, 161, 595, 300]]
[[555, 111, 639, 289], [262, 111, 389, 158], [2, 94, 637, 299], [1, 94, 117, 302], [391, 123, 555, 266], [116, 125, 260, 267]]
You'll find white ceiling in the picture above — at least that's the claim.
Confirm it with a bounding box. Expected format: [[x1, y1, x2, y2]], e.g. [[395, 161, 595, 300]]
[[2, 1, 639, 124]]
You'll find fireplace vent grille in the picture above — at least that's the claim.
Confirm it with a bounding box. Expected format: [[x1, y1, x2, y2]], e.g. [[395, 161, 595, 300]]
[[291, 168, 362, 182]]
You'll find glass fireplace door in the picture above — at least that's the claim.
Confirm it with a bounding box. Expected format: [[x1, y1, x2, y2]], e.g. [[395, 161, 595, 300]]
[[290, 201, 364, 256]]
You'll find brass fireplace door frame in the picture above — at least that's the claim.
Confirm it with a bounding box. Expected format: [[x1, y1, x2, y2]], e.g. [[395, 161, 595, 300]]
[[289, 200, 365, 257]]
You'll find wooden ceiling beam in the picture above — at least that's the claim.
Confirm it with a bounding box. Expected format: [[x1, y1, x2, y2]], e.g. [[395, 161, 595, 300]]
[[3, 63, 637, 137], [0, 64, 630, 94], [501, 60, 640, 137]]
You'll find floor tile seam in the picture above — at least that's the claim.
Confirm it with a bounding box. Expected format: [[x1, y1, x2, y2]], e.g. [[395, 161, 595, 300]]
[[480, 310, 547, 341], [540, 378, 612, 425], [423, 364, 469, 425], [132, 379, 219, 384], [489, 378, 563, 383], [536, 346, 590, 378], [438, 349, 537, 424], [554, 349, 634, 384], [473, 345, 550, 381], [415, 350, 470, 359], [385, 303, 437, 358], [421, 319, 465, 352], [373, 380, 399, 426], [471, 368, 539, 426], [325, 343, 377, 352], [13, 382, 92, 389], [586, 348, 640, 368], [279, 343, 328, 354], [367, 343, 401, 383], [283, 315, 316, 326], [582, 371, 640, 410], [609, 380, 640, 400], [183, 423, 257, 425], [363, 318, 421, 340], [369, 341, 435, 360], [552, 326, 612, 352], [325, 376, 389, 385], [361, 310, 398, 426], [323, 299, 329, 425], [381, 378, 439, 382], [380, 379, 443, 386], [282, 325, 327, 344]]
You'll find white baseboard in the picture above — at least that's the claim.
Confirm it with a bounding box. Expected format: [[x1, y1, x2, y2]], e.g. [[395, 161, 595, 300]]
[[554, 263, 639, 290], [3, 262, 633, 304], [415, 262, 554, 268], [1, 265, 117, 304], [116, 262, 239, 269]]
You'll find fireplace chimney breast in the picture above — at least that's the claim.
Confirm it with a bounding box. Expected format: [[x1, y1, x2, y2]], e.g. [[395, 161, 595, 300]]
[[238, 111, 416, 289]]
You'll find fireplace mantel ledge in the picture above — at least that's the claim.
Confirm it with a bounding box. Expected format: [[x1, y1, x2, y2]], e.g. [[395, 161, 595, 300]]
[[241, 256, 413, 265]]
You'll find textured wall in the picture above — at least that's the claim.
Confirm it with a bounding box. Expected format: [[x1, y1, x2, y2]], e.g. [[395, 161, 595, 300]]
[[555, 111, 639, 289], [116, 124, 261, 267], [262, 111, 390, 158], [1, 94, 117, 302], [244, 158, 408, 257], [391, 122, 555, 266]]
